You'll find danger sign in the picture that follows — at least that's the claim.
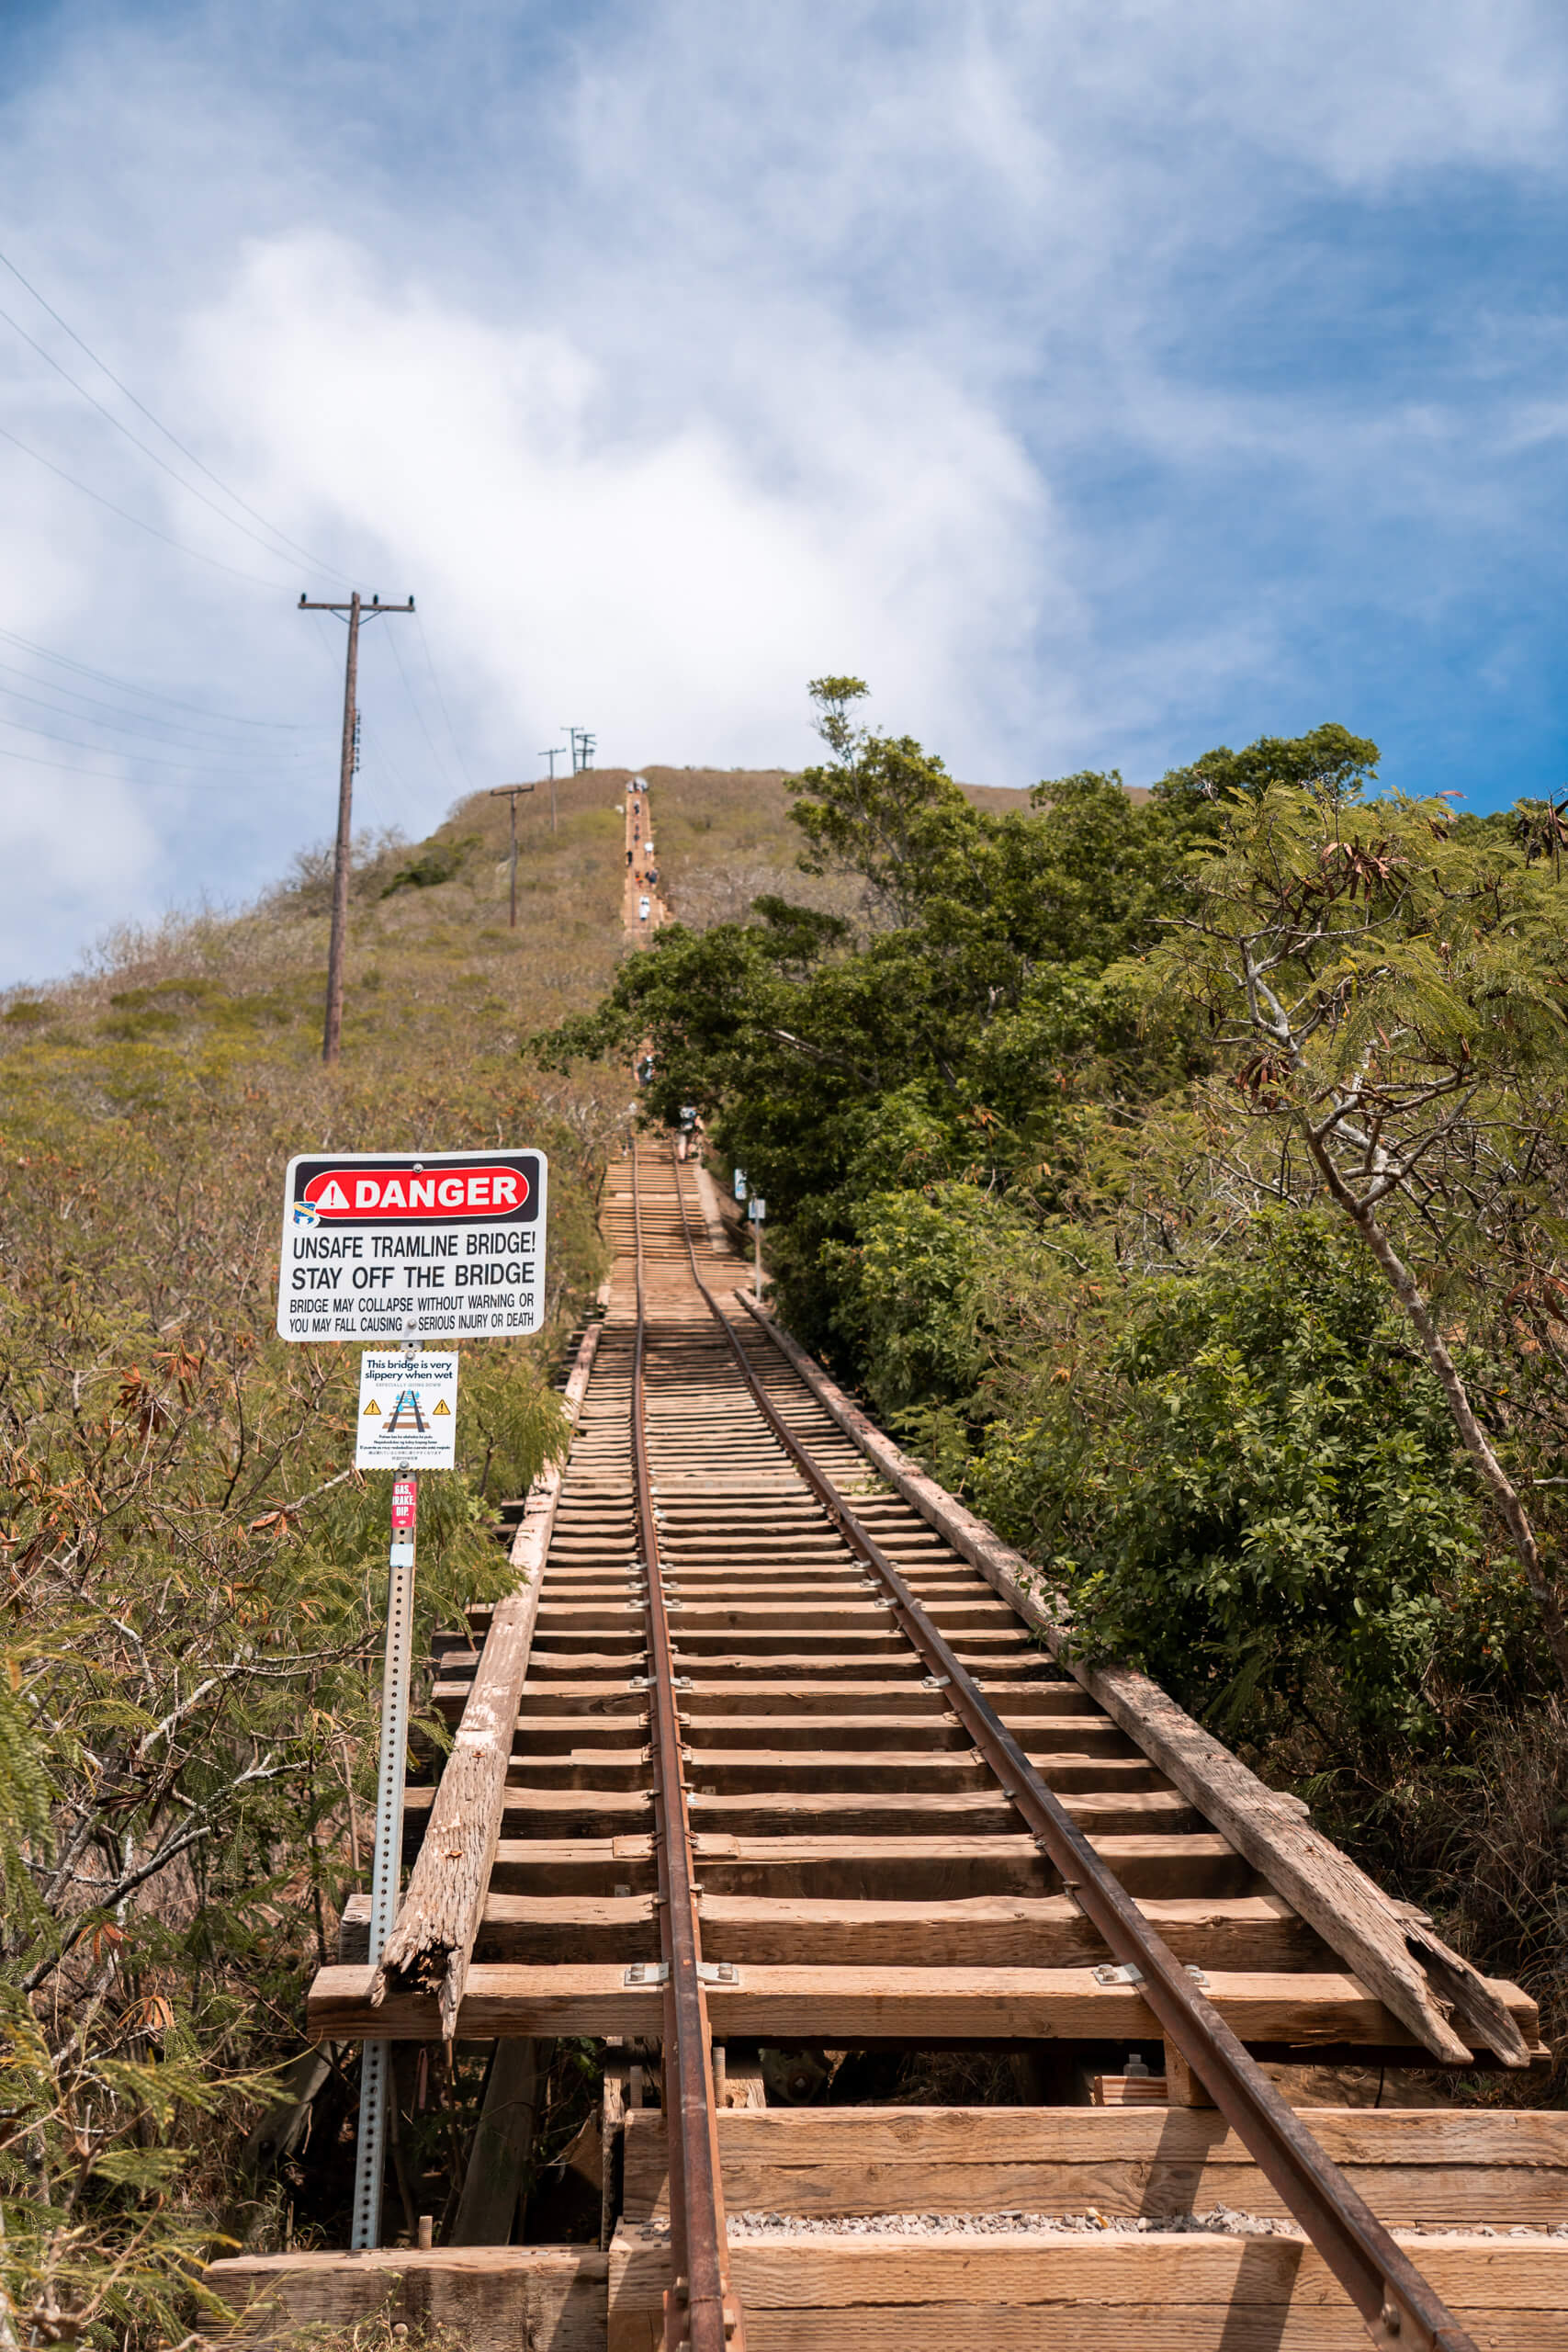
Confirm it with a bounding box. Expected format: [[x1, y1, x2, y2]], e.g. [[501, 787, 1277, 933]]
[[301, 1163, 531, 1220], [356, 1352, 458, 1469], [277, 1148, 547, 1344]]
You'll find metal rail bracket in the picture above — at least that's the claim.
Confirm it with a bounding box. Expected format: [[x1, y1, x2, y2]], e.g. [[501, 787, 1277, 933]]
[[1093, 1960, 1210, 1989]]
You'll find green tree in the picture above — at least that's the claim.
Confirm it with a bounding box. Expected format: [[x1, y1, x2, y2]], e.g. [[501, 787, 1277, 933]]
[[1139, 777, 1568, 1689]]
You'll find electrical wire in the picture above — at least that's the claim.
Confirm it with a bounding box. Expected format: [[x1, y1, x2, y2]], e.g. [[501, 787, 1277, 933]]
[[414, 611, 475, 792], [0, 243, 359, 588], [0, 741, 270, 790], [0, 419, 294, 591], [0, 297, 331, 577], [0, 707, 288, 773], [0, 625, 306, 727], [383, 621, 457, 795], [0, 663, 310, 753]]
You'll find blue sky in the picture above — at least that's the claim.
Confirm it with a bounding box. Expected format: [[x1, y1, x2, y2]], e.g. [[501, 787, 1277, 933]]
[[2, 0, 1567, 978]]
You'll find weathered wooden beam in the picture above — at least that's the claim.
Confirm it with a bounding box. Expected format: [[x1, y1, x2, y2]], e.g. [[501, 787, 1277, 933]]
[[371, 1313, 605, 2039], [739, 1295, 1528, 2070], [450, 2036, 551, 2245], [606, 2223, 1568, 2346], [310, 1959, 1539, 2050], [619, 2101, 1568, 2227], [351, 1886, 1322, 1969], [206, 2245, 606, 2352], [486, 1827, 1255, 1901]]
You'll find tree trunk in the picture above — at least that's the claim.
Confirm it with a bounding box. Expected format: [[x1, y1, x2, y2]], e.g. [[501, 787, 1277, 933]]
[[1305, 1125, 1568, 1695]]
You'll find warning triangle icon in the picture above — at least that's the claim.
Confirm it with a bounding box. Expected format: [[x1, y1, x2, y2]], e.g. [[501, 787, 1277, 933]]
[[320, 1180, 349, 1211], [363, 1396, 381, 1415], [432, 1398, 452, 1416]]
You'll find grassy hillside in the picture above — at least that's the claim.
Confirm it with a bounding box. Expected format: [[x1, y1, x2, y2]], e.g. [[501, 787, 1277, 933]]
[[0, 748, 1150, 2334], [0, 757, 873, 2335]]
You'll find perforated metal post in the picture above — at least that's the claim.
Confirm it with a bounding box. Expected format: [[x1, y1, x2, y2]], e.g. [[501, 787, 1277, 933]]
[[351, 1344, 421, 2251]]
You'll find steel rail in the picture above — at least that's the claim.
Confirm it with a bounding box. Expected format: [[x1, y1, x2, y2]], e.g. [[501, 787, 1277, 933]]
[[630, 1148, 744, 2352], [666, 1142, 1476, 2352]]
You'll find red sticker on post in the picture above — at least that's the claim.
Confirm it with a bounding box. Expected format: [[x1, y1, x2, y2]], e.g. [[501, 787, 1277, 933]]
[[390, 1477, 417, 1531]]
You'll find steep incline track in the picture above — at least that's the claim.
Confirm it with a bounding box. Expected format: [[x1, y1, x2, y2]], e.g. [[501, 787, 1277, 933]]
[[224, 1138, 1568, 2351]]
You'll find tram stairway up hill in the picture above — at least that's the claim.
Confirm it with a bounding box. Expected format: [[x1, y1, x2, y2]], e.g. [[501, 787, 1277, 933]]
[[212, 1148, 1568, 2352]]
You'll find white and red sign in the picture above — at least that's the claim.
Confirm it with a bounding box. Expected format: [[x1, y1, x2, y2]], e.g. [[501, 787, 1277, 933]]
[[276, 1148, 547, 1344], [357, 1353, 458, 1470], [301, 1163, 531, 1220]]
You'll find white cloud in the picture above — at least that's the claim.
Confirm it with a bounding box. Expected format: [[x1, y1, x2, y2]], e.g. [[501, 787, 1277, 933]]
[[0, 0, 1565, 977], [182, 229, 1053, 773], [0, 760, 160, 979]]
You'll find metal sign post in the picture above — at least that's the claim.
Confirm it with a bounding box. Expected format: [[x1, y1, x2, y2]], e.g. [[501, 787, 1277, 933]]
[[351, 1353, 421, 2251], [276, 1137, 547, 2253], [749, 1196, 766, 1299]]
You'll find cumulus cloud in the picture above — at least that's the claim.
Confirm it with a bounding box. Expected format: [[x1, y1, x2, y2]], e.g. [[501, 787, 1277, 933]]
[[0, 0, 1565, 977], [182, 232, 1053, 773]]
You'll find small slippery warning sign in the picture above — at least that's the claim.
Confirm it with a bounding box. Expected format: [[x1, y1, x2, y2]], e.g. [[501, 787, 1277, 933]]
[[276, 1147, 547, 1343], [355, 1353, 458, 1469]]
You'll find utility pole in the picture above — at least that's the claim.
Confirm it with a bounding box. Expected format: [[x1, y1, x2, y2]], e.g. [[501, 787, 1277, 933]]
[[562, 726, 596, 776], [489, 782, 536, 927], [299, 592, 415, 1065], [537, 748, 568, 832]]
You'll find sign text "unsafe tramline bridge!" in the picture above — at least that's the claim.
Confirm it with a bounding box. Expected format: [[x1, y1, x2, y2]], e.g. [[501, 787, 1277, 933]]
[[276, 1149, 548, 1342]]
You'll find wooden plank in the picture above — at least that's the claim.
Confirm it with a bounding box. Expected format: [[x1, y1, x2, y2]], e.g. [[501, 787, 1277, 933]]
[[208, 2246, 607, 2352], [630, 1749, 1161, 1794], [620, 2104, 1568, 2226], [692, 1893, 1325, 1969], [614, 2301, 1557, 2352], [679, 1831, 1253, 1901], [739, 1295, 1531, 2069], [343, 1884, 1318, 1968], [637, 2098, 1568, 2166], [607, 2223, 1568, 2316], [310, 1962, 1529, 2048], [675, 1790, 1197, 1838], [373, 1317, 605, 2039]]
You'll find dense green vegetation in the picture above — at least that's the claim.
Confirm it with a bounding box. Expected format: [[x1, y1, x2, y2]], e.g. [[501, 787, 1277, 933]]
[[547, 682, 1568, 2081], [0, 791, 638, 2343], [0, 752, 893, 2343], [6, 709, 1567, 2344]]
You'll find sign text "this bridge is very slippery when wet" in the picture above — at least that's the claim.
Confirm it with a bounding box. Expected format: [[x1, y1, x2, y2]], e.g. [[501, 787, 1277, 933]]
[[276, 1148, 548, 1343]]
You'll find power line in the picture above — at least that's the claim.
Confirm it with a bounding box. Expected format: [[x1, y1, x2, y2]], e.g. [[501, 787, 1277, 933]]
[[0, 740, 265, 789], [414, 611, 475, 793], [0, 418, 293, 591], [0, 243, 359, 588], [0, 624, 306, 727], [383, 620, 457, 795], [0, 297, 329, 577], [0, 662, 310, 753], [0, 706, 288, 773]]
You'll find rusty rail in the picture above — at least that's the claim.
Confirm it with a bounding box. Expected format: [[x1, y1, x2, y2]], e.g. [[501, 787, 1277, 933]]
[[668, 1143, 1475, 2352], [371, 1314, 605, 2035], [630, 1148, 744, 2352]]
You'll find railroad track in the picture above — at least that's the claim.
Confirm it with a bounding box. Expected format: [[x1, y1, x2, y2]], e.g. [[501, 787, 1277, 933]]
[[218, 1138, 1568, 2352]]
